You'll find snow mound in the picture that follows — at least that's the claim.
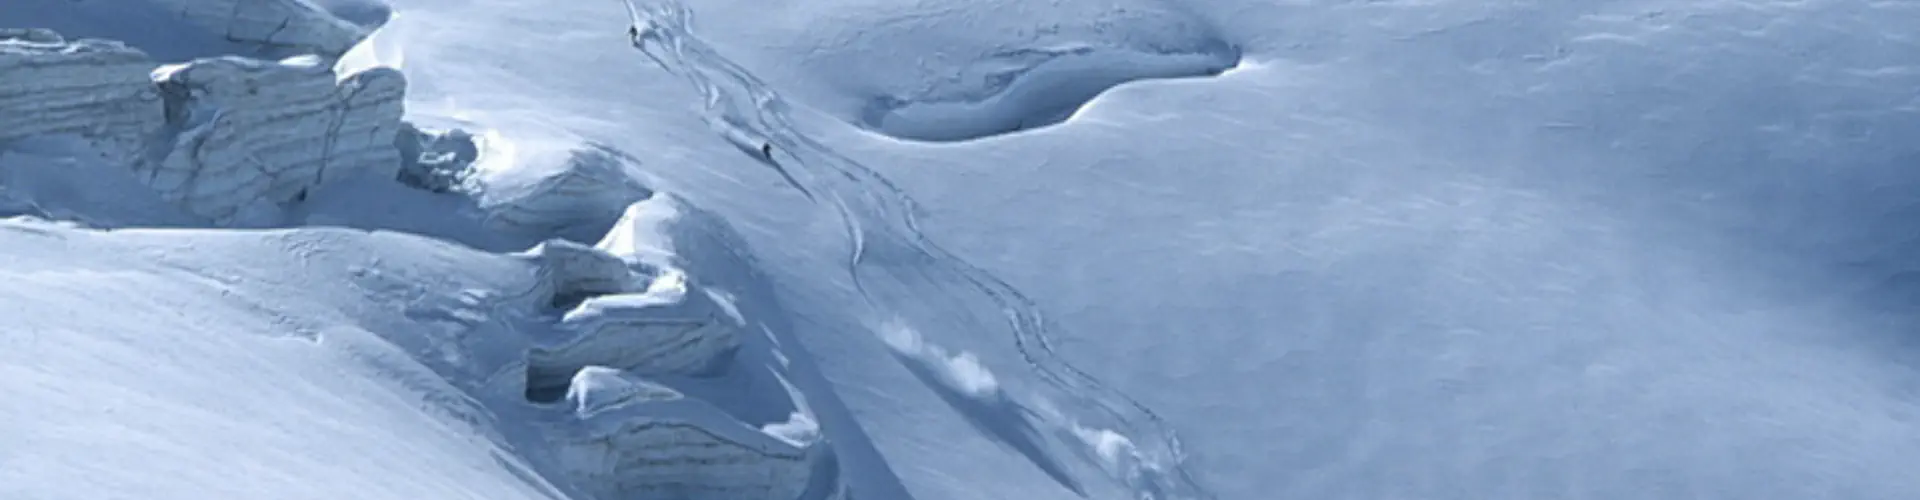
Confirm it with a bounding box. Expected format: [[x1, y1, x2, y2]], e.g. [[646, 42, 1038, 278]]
[[0, 29, 163, 159], [142, 55, 406, 223], [554, 366, 817, 500]]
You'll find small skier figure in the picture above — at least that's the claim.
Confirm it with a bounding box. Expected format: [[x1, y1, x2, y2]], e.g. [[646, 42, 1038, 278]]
[[760, 143, 773, 160]]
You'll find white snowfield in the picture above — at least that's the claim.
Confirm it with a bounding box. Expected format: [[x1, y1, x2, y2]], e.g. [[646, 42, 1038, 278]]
[[0, 209, 820, 499], [11, 0, 1920, 499]]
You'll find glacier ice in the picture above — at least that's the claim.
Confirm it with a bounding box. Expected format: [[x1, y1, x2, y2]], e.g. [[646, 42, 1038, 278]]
[[475, 144, 656, 240], [148, 0, 369, 57], [0, 29, 163, 160], [1, 28, 413, 224], [142, 55, 406, 222], [521, 199, 745, 398], [553, 366, 818, 500]]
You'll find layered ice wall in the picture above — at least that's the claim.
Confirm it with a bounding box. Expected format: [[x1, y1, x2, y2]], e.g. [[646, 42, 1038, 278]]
[[0, 29, 162, 159], [143, 56, 405, 222], [513, 198, 828, 499], [519, 198, 745, 398], [148, 0, 368, 56], [553, 367, 815, 500], [0, 26, 407, 223]]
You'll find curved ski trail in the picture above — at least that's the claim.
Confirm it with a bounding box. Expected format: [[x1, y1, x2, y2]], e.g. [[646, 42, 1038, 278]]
[[621, 2, 1213, 499]]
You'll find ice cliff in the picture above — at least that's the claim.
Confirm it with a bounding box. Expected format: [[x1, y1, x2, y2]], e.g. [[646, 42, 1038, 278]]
[[0, 29, 162, 159], [144, 55, 404, 222], [552, 367, 817, 500], [520, 197, 746, 398], [0, 27, 402, 223]]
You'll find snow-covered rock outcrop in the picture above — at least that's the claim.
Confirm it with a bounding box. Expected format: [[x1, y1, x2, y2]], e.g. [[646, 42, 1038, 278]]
[[0, 29, 162, 158], [139, 55, 406, 222], [554, 367, 817, 500], [150, 0, 368, 57]]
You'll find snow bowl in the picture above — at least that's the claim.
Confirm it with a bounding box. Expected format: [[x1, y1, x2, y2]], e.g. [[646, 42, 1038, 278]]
[[857, 42, 1243, 142]]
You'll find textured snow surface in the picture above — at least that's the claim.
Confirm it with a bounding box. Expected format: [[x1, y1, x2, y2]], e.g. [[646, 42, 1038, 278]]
[[11, 0, 1920, 499]]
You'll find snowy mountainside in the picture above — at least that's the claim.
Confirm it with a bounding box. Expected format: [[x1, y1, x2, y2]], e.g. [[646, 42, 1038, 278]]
[[9, 0, 1920, 499], [3, 3, 849, 499]]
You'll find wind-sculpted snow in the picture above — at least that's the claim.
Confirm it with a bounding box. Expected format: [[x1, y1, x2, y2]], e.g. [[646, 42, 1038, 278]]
[[526, 252, 743, 398], [625, 2, 1207, 498], [552, 366, 818, 500], [475, 144, 656, 242], [1, 209, 834, 498], [860, 43, 1240, 142], [674, 0, 1240, 142]]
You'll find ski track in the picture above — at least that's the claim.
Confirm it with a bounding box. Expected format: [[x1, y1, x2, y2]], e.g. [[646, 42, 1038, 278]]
[[621, 1, 1210, 498]]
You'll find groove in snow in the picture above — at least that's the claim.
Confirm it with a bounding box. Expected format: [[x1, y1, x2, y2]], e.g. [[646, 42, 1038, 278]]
[[622, 2, 1212, 498]]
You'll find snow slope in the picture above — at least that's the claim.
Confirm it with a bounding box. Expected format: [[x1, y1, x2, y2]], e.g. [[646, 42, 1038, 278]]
[[9, 0, 1920, 499]]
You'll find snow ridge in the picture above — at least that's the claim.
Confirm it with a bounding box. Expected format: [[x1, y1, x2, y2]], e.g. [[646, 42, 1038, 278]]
[[625, 2, 1208, 498]]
